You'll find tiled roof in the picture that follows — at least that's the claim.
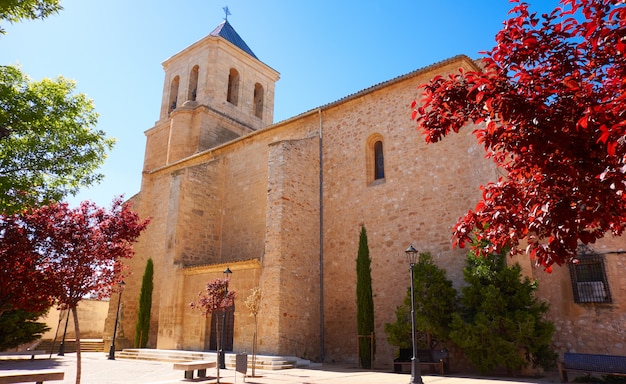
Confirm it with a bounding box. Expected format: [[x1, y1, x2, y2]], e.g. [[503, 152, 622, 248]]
[[209, 20, 258, 60], [271, 54, 480, 125]]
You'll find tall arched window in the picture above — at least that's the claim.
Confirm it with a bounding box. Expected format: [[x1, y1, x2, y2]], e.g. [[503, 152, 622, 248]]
[[187, 65, 199, 102], [168, 75, 180, 114], [227, 68, 239, 105], [253, 83, 264, 118], [366, 134, 386, 185], [374, 141, 385, 180]]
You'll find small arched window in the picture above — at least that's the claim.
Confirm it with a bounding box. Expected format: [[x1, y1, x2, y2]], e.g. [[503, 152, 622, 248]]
[[253, 83, 264, 118], [227, 68, 239, 105], [188, 65, 199, 102], [374, 141, 385, 180], [366, 134, 385, 185], [168, 75, 180, 114]]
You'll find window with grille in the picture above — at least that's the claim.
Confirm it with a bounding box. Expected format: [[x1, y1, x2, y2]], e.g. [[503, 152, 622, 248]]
[[568, 247, 611, 304]]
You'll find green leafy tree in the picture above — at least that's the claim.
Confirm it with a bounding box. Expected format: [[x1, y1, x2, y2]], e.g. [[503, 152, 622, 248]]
[[450, 250, 557, 374], [356, 226, 375, 369], [0, 65, 115, 214], [134, 258, 154, 348], [384, 300, 412, 350], [385, 252, 457, 350], [0, 309, 50, 351], [0, 0, 62, 34]]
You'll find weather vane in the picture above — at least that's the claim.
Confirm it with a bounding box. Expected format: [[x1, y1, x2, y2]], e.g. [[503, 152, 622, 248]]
[[223, 6, 231, 21]]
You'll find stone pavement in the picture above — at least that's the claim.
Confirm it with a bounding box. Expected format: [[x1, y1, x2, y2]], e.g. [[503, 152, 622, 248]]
[[0, 352, 563, 384]]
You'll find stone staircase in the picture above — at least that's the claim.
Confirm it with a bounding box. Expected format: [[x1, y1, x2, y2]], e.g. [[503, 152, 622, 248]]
[[36, 339, 105, 354], [116, 349, 312, 370]]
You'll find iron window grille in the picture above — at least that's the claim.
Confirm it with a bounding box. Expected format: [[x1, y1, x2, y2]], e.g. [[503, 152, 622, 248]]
[[568, 245, 612, 304]]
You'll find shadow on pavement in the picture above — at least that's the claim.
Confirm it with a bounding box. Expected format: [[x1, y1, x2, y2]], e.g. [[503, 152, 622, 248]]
[[0, 357, 65, 371]]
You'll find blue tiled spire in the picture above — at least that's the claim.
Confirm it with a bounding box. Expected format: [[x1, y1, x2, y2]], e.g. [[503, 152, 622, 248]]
[[209, 20, 258, 60]]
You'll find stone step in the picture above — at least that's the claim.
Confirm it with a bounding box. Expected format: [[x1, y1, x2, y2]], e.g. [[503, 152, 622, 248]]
[[36, 339, 104, 353]]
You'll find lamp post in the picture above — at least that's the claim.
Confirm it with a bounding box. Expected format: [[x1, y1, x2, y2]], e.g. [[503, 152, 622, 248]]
[[108, 281, 126, 360], [405, 245, 423, 384], [219, 267, 232, 369]]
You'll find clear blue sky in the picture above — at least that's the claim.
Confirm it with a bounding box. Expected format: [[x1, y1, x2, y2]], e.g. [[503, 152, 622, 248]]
[[2, 0, 561, 208]]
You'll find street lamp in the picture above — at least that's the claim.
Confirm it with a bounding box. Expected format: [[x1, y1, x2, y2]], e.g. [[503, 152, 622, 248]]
[[219, 267, 232, 369], [405, 245, 423, 384], [108, 280, 126, 360]]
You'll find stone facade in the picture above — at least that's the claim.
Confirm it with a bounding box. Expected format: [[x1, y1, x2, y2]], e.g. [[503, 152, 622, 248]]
[[41, 299, 108, 340], [103, 19, 626, 370], [519, 235, 626, 357]]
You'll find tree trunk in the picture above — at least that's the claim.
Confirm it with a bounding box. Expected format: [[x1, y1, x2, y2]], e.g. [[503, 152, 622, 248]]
[[251, 315, 257, 377], [72, 307, 81, 384], [215, 314, 221, 384]]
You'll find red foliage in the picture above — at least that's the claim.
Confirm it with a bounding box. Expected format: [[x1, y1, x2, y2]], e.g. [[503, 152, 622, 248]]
[[0, 197, 149, 314], [190, 278, 236, 317], [0, 215, 54, 315], [413, 0, 626, 268]]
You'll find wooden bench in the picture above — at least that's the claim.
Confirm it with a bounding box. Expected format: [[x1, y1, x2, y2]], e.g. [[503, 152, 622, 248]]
[[0, 370, 64, 384], [173, 360, 217, 380], [558, 352, 626, 382], [393, 349, 445, 375]]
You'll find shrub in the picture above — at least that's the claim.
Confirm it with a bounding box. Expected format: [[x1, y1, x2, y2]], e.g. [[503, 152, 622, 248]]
[[450, 251, 557, 374], [384, 252, 457, 350]]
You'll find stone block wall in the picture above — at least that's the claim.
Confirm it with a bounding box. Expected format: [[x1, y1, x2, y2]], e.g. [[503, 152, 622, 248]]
[[260, 134, 321, 360], [175, 160, 224, 265], [526, 235, 626, 357], [143, 121, 169, 171], [218, 140, 270, 263], [318, 58, 497, 366], [41, 299, 108, 341]]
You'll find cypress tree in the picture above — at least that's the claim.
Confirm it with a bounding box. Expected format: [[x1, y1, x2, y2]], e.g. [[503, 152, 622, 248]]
[[134, 258, 153, 348], [356, 226, 375, 369]]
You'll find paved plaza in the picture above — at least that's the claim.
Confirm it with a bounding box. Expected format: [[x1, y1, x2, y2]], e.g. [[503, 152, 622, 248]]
[[0, 352, 563, 384]]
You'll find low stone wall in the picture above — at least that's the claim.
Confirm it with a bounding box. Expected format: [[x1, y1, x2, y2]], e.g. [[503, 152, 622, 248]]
[[39, 299, 109, 340]]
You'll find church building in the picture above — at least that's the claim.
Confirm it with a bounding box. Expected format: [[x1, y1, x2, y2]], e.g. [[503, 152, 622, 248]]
[[103, 16, 626, 369]]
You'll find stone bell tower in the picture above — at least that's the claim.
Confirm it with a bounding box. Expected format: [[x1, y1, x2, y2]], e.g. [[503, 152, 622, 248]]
[[104, 15, 281, 352], [143, 17, 280, 171]]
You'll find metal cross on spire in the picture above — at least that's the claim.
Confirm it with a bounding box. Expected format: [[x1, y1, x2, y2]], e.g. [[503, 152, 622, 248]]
[[223, 6, 231, 21]]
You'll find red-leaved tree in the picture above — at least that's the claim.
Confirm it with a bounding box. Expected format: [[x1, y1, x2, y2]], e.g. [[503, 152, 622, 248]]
[[412, 0, 626, 269], [0, 197, 149, 383], [190, 278, 235, 384], [0, 215, 54, 316]]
